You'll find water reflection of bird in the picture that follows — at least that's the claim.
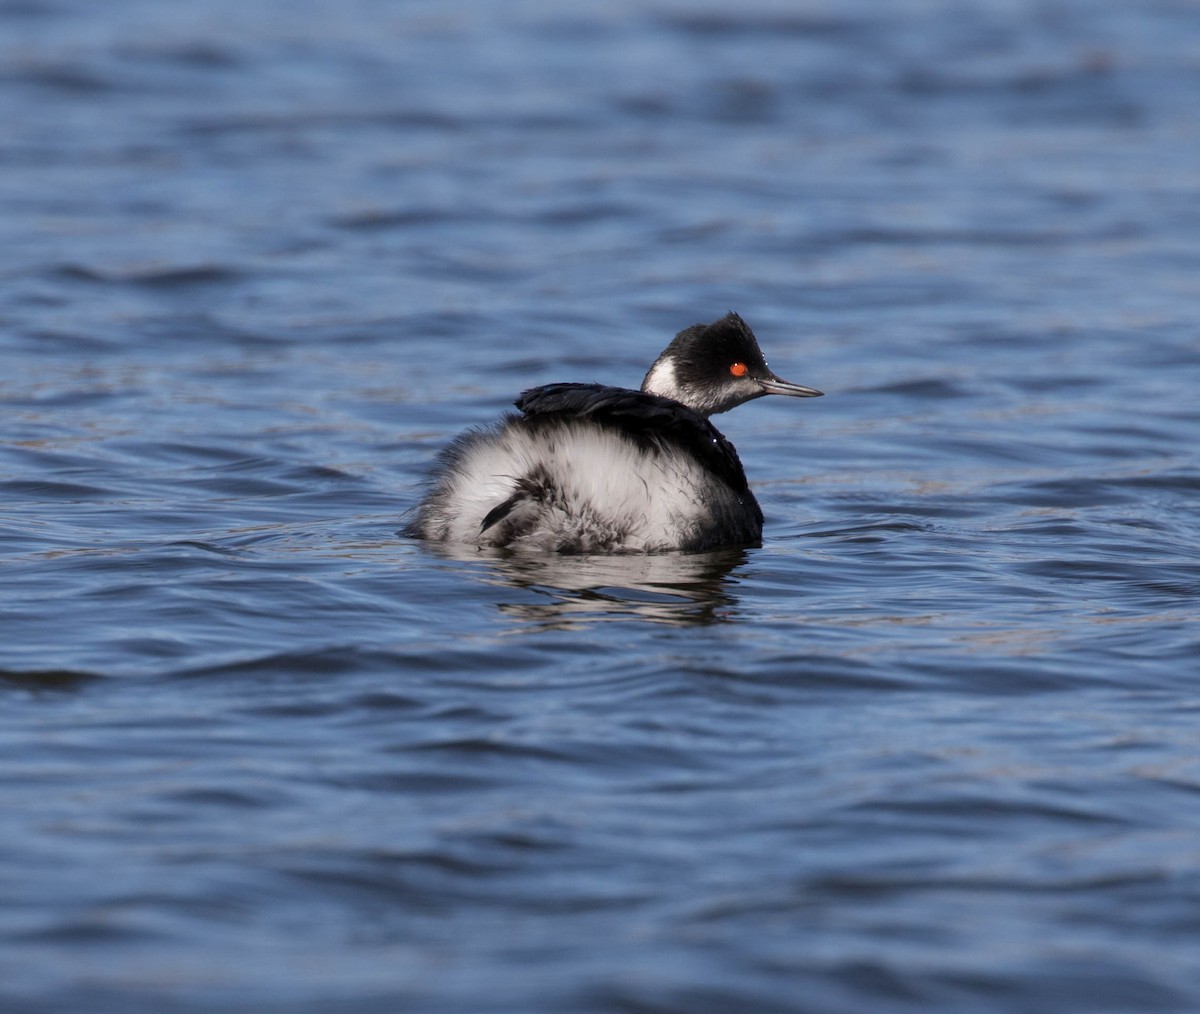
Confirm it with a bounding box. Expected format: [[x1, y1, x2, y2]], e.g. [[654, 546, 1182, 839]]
[[424, 541, 750, 630], [405, 313, 822, 553]]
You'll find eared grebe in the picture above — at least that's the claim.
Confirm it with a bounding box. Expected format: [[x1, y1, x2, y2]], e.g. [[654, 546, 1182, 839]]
[[404, 312, 823, 553]]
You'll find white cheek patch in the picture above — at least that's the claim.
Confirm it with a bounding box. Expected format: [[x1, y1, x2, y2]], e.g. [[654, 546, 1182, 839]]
[[642, 358, 684, 403]]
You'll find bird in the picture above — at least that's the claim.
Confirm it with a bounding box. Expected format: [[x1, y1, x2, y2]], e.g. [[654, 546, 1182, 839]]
[[404, 312, 822, 553]]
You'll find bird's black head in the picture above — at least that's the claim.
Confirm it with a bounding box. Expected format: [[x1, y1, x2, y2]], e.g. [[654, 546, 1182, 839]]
[[641, 312, 822, 416]]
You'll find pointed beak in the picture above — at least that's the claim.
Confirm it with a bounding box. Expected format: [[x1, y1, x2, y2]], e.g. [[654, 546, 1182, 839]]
[[757, 373, 823, 398]]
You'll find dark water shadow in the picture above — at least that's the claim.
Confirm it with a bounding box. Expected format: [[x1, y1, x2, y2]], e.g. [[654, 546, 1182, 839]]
[[420, 543, 752, 630], [0, 667, 104, 693]]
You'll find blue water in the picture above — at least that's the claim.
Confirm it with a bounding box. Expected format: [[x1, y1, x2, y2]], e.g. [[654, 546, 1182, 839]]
[[3, 1, 1199, 1010]]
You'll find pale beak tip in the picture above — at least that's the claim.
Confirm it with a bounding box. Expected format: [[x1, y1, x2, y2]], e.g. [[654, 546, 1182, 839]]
[[757, 377, 824, 399]]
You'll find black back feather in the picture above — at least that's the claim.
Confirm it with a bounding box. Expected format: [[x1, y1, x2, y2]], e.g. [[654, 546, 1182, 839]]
[[515, 383, 752, 496]]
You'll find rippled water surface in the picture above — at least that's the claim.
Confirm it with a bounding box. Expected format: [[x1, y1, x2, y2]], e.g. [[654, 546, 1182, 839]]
[[3, 1, 1199, 1011]]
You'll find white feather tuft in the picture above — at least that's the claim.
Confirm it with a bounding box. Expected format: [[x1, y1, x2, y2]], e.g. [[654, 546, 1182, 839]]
[[413, 417, 758, 552]]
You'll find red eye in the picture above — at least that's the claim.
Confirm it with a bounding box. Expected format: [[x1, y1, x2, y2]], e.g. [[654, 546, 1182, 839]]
[[729, 362, 748, 377]]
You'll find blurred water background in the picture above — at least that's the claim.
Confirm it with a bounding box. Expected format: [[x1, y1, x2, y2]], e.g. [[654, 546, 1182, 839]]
[[1, 1, 1198, 1010]]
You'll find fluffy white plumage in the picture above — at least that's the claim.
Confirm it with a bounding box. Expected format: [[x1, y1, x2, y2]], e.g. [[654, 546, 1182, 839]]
[[412, 418, 749, 553]]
